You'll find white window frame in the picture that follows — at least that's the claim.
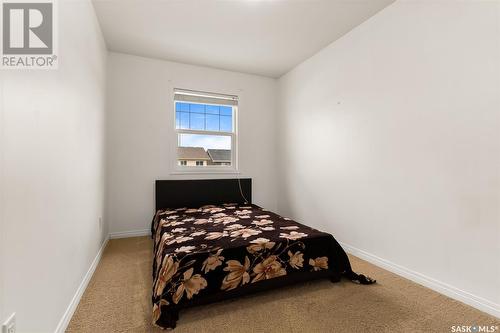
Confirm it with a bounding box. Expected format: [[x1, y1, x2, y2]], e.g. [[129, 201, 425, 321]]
[[171, 89, 239, 174]]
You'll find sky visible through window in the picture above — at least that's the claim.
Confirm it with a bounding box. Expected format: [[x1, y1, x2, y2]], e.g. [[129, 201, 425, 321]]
[[176, 102, 233, 150], [178, 133, 231, 150]]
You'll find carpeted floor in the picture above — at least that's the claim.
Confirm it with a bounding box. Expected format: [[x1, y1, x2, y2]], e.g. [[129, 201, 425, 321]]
[[66, 237, 499, 332]]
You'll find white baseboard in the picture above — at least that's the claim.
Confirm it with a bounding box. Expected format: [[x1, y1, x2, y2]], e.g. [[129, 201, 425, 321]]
[[54, 236, 109, 333], [109, 229, 151, 239], [340, 242, 500, 319]]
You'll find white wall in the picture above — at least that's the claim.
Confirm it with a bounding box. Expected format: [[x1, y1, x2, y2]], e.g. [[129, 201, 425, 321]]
[[0, 0, 107, 331], [106, 52, 278, 235], [278, 0, 499, 316]]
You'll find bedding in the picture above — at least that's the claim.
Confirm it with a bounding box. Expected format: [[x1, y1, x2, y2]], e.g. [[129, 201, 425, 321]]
[[151, 203, 375, 329]]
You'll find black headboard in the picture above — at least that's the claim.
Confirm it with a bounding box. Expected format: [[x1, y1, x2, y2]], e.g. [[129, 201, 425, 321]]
[[155, 178, 252, 210]]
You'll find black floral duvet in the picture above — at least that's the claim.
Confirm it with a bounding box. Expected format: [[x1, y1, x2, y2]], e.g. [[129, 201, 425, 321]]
[[151, 203, 375, 329]]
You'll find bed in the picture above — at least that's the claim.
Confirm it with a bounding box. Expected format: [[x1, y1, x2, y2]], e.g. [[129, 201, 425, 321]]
[[151, 178, 375, 329]]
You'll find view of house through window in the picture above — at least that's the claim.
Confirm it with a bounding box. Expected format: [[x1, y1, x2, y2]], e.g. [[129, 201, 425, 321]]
[[174, 89, 237, 169]]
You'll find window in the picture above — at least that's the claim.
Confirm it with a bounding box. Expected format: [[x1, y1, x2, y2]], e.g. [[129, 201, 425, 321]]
[[173, 89, 237, 172]]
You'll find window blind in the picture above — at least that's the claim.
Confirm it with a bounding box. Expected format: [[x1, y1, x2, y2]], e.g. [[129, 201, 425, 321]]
[[174, 89, 238, 106]]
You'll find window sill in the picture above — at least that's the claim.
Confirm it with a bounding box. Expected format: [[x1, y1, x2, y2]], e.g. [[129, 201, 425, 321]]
[[170, 169, 240, 175]]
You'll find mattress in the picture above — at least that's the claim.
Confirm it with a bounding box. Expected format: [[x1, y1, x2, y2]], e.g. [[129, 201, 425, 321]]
[[151, 203, 374, 329]]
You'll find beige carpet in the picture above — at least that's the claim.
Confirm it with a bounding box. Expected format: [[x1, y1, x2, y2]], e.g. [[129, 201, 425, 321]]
[[67, 237, 499, 332]]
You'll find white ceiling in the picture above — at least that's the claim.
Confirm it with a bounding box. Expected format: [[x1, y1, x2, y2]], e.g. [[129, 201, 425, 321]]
[[92, 0, 394, 78]]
